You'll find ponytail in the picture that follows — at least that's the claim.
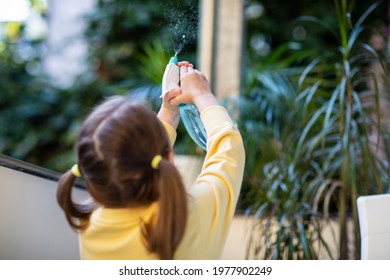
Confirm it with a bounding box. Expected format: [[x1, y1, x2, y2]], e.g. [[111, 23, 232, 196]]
[[143, 159, 188, 260], [57, 170, 94, 231]]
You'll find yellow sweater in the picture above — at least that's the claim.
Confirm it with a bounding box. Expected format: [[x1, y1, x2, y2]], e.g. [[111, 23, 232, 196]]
[[79, 105, 245, 259]]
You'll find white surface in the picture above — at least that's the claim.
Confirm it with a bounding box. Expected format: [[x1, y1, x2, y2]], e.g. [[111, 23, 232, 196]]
[[0, 0, 29, 22], [357, 193, 390, 259], [0, 166, 89, 259]]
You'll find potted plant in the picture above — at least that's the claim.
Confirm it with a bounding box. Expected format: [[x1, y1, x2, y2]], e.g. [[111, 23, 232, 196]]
[[241, 0, 390, 259]]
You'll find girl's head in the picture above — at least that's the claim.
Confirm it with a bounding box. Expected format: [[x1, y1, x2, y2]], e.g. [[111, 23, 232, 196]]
[[77, 96, 172, 207], [57, 96, 187, 259]]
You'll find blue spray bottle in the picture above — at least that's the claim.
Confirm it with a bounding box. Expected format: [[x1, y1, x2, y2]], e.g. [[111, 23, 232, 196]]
[[161, 55, 207, 151]]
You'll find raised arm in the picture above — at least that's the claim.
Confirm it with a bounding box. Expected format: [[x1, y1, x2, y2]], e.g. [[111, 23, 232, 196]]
[[172, 64, 245, 259]]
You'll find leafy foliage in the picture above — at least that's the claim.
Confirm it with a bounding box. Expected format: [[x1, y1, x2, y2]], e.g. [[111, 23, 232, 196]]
[[242, 1, 390, 259], [84, 0, 198, 83], [0, 35, 108, 170], [0, 0, 200, 171]]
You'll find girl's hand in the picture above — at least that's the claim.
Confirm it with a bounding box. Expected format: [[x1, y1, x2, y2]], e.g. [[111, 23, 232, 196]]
[[162, 87, 181, 113], [171, 64, 218, 112], [158, 87, 181, 129], [160, 61, 193, 114], [157, 61, 193, 129], [177, 61, 193, 68]]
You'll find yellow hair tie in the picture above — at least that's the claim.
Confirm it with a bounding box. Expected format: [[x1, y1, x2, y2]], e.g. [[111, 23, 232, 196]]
[[71, 164, 81, 177], [151, 155, 163, 170]]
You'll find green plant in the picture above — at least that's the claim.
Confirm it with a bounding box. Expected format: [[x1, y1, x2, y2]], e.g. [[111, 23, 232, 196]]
[[239, 72, 333, 259], [309, 0, 389, 259], [82, 0, 201, 155], [83, 0, 198, 84], [242, 0, 390, 259], [0, 0, 201, 171], [0, 12, 110, 172]]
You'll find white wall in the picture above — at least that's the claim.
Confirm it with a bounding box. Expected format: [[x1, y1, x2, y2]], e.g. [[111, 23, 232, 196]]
[[0, 166, 88, 259]]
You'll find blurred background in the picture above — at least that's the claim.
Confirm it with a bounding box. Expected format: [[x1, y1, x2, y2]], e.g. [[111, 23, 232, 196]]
[[1, 0, 389, 259]]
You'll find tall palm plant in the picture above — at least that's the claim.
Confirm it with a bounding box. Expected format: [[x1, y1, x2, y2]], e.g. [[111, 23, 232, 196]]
[[299, 0, 389, 259], [243, 0, 390, 259], [240, 71, 335, 259]]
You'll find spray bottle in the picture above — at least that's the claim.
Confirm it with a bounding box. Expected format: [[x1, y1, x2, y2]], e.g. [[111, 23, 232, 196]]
[[161, 55, 207, 150]]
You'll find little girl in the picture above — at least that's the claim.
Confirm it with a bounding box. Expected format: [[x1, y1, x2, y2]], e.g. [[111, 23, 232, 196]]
[[57, 61, 245, 259]]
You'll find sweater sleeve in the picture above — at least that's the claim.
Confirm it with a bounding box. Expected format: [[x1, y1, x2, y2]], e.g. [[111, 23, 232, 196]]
[[187, 105, 245, 258], [160, 120, 177, 147]]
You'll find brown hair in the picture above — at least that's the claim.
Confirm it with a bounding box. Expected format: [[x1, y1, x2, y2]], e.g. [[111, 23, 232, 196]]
[[57, 96, 188, 259]]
